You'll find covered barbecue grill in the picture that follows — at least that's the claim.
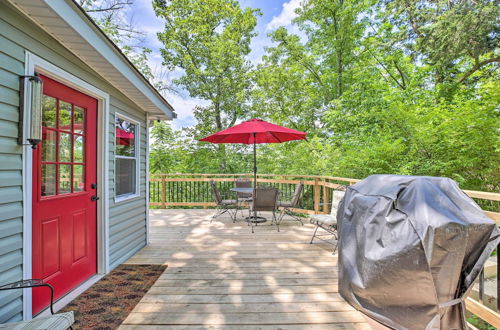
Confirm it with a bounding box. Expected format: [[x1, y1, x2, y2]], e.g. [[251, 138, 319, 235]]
[[337, 175, 499, 329]]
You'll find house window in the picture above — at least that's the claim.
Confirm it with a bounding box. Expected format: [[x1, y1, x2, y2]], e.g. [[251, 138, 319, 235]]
[[115, 115, 139, 200]]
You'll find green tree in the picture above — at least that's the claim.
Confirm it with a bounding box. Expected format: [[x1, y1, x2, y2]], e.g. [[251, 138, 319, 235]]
[[153, 0, 260, 171], [79, 0, 173, 94], [147, 0, 499, 193], [252, 28, 324, 132], [383, 0, 500, 85], [295, 0, 369, 98], [150, 121, 185, 173]]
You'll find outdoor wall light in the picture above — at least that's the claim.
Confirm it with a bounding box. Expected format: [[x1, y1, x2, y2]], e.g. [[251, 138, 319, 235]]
[[19, 74, 43, 149]]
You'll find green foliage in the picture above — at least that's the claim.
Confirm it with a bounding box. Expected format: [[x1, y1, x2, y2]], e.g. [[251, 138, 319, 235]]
[[149, 0, 499, 193], [80, 0, 172, 93], [383, 0, 499, 84], [467, 313, 496, 330], [153, 0, 260, 170], [153, 0, 260, 127]]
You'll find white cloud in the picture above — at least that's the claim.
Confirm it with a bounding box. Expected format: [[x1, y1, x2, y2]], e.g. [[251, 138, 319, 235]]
[[266, 0, 302, 30], [247, 33, 273, 65], [164, 92, 210, 129]]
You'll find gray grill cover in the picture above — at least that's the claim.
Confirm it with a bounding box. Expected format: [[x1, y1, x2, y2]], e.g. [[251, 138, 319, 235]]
[[337, 175, 499, 329]]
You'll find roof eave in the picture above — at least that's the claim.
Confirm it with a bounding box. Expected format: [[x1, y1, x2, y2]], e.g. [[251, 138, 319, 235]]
[[9, 0, 176, 120]]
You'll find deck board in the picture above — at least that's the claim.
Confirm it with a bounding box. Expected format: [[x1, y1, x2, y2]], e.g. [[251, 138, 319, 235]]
[[120, 209, 372, 329]]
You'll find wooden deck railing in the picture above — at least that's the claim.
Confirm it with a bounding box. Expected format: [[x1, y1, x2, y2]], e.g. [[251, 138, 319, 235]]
[[148, 173, 500, 328], [150, 173, 359, 214]]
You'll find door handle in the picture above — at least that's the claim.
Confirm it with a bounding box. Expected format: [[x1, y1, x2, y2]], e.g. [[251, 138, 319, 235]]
[[91, 195, 100, 201]]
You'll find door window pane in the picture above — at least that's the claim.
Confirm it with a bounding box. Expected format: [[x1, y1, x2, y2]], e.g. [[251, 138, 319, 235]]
[[42, 96, 56, 128], [74, 135, 84, 163], [41, 164, 56, 196], [116, 158, 136, 196], [73, 165, 84, 192], [40, 93, 89, 198], [59, 132, 72, 162], [59, 164, 71, 194], [115, 117, 136, 157], [74, 106, 85, 134], [59, 101, 72, 131], [42, 130, 57, 162]]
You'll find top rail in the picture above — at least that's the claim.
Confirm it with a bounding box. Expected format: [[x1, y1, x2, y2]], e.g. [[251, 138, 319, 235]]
[[151, 173, 361, 184], [150, 173, 500, 226], [150, 173, 500, 201]]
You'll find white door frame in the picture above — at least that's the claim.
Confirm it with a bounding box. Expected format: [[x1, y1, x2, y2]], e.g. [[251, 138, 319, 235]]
[[22, 52, 110, 319]]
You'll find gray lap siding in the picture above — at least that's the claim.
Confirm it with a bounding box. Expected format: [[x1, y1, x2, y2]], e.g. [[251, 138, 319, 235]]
[[108, 101, 148, 269], [0, 1, 148, 322]]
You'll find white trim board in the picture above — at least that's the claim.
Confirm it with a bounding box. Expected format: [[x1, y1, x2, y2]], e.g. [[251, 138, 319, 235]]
[[36, 274, 104, 318], [114, 112, 141, 204], [145, 113, 150, 244], [22, 52, 110, 320]]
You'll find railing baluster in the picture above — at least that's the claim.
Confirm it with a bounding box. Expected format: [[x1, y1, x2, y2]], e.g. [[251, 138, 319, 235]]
[[161, 176, 166, 208], [154, 181, 157, 203], [497, 243, 499, 311], [479, 269, 484, 304], [170, 180, 173, 205]]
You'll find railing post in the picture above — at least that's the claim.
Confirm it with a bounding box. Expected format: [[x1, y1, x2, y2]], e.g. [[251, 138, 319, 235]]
[[161, 176, 166, 208], [323, 181, 330, 214], [314, 178, 320, 214]]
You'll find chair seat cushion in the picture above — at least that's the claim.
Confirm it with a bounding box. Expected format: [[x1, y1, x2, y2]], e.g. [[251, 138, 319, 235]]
[[278, 201, 292, 207], [0, 312, 74, 330], [310, 214, 337, 226], [221, 199, 237, 205]]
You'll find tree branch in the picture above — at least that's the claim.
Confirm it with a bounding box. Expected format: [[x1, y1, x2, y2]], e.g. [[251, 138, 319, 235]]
[[85, 1, 132, 13], [458, 57, 500, 83], [393, 60, 407, 88], [368, 49, 406, 90]]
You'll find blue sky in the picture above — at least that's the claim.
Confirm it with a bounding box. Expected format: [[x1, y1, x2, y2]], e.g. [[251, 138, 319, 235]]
[[128, 0, 303, 128]]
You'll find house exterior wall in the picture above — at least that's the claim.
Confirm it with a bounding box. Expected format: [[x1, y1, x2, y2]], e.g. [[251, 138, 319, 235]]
[[108, 99, 148, 269], [0, 1, 149, 322]]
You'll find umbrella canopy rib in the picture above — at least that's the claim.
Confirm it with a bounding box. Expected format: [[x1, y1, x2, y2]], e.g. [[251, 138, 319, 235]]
[[199, 118, 307, 187]]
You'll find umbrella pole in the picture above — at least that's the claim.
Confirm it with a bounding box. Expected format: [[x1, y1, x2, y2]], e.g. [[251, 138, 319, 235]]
[[253, 133, 257, 188], [253, 134, 257, 221]]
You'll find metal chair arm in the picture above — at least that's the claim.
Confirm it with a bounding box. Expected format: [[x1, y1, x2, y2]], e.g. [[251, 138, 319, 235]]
[[0, 279, 55, 315]]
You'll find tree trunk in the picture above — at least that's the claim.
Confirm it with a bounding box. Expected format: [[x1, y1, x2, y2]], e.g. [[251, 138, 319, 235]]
[[214, 102, 227, 172]]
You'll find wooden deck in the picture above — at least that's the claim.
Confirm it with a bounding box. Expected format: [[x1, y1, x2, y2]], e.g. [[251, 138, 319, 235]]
[[120, 209, 373, 329]]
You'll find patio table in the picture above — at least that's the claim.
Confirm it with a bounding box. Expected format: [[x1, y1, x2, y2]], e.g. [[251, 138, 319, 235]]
[[231, 187, 253, 195]]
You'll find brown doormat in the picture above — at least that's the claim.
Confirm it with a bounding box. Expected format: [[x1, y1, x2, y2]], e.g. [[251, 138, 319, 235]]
[[60, 264, 167, 329]]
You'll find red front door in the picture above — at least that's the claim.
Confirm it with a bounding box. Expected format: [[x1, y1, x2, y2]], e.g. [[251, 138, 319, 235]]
[[32, 75, 98, 315]]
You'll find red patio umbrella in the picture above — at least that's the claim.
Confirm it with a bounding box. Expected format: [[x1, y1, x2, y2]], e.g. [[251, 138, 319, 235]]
[[199, 118, 307, 187], [116, 127, 135, 146]]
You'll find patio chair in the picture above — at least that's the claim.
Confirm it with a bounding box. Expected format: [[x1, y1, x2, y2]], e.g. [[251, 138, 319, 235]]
[[249, 187, 279, 233], [309, 187, 346, 253], [0, 279, 74, 330], [210, 180, 237, 223], [235, 178, 252, 219], [275, 181, 304, 232]]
